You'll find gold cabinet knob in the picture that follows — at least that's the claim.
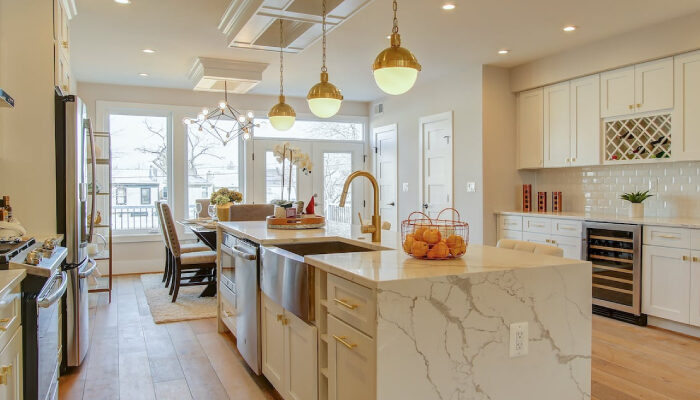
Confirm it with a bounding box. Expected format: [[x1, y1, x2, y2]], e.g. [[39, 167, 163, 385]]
[[628, 105, 634, 110], [637, 103, 642, 108], [692, 257, 699, 262], [0, 364, 12, 385], [276, 314, 284, 321], [62, 41, 69, 49]]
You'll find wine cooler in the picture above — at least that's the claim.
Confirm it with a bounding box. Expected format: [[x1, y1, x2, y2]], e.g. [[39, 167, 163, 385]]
[[584, 222, 646, 325]]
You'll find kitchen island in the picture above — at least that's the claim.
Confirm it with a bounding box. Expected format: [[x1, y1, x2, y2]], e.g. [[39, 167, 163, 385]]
[[217, 221, 592, 400]]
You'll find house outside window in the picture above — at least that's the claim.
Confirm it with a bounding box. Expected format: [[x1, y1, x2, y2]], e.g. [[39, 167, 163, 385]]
[[115, 186, 126, 205], [140, 187, 151, 205]]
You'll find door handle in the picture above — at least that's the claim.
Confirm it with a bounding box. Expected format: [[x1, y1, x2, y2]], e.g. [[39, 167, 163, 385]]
[[422, 203, 428, 210], [37, 272, 68, 308], [387, 202, 395, 206], [79, 258, 98, 278]]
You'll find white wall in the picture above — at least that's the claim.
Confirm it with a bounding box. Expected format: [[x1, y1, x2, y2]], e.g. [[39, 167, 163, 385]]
[[510, 11, 700, 92], [0, 0, 57, 237], [370, 66, 484, 243]]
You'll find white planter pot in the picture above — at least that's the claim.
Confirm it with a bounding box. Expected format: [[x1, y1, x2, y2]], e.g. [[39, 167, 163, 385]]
[[629, 203, 644, 218]]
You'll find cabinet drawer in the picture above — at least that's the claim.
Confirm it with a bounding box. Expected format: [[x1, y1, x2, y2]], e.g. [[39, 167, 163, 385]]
[[643, 226, 690, 249], [327, 274, 376, 338], [523, 217, 551, 234], [499, 215, 522, 231], [551, 219, 582, 237], [327, 315, 375, 400], [0, 326, 22, 400], [0, 283, 21, 353], [522, 231, 549, 245], [550, 235, 583, 260], [499, 230, 522, 241]]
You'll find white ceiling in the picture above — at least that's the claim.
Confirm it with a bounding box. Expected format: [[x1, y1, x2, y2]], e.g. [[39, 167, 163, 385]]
[[71, 0, 700, 102]]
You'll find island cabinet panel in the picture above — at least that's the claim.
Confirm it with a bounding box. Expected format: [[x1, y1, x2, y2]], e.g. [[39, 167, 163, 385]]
[[327, 315, 375, 400], [642, 245, 690, 323], [601, 65, 636, 118], [517, 88, 544, 169], [691, 251, 700, 326], [284, 312, 317, 400], [673, 50, 700, 161], [0, 326, 22, 400], [262, 294, 286, 392], [327, 275, 376, 338], [0, 284, 21, 352]]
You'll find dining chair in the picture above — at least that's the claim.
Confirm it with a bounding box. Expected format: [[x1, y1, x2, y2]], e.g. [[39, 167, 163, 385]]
[[496, 239, 564, 257], [195, 198, 210, 218], [155, 201, 209, 288], [227, 203, 275, 221], [160, 202, 217, 302]]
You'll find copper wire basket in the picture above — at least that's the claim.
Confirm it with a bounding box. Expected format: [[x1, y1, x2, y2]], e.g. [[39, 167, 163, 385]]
[[400, 208, 469, 260]]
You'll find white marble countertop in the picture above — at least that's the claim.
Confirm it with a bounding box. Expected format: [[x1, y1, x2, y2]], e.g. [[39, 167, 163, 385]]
[[0, 269, 26, 299], [496, 210, 700, 228], [218, 221, 587, 288]]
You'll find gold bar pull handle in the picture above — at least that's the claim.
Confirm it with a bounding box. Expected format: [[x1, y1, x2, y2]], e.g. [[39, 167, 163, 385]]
[[682, 255, 689, 261], [333, 335, 357, 350], [0, 364, 12, 385], [277, 313, 284, 322], [658, 234, 679, 239], [0, 318, 9, 332], [333, 298, 358, 310], [692, 257, 699, 263]]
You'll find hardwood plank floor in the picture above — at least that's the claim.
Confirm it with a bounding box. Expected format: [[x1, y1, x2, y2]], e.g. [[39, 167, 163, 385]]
[[60, 275, 700, 399]]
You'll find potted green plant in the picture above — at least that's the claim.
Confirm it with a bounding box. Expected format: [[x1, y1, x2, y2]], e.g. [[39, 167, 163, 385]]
[[620, 190, 653, 218], [210, 188, 243, 221]]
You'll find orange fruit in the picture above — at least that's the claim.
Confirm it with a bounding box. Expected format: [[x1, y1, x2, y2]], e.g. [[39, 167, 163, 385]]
[[423, 229, 442, 245], [411, 240, 429, 258]]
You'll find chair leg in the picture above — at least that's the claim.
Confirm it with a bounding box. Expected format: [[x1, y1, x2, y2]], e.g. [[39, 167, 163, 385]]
[[169, 255, 176, 296], [171, 259, 181, 302], [165, 251, 173, 288], [162, 247, 168, 283]]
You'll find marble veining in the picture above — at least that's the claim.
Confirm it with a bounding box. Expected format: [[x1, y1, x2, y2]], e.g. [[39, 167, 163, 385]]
[[376, 264, 591, 400]]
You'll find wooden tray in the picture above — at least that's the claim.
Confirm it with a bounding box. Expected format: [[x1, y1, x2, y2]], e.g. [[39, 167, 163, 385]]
[[266, 215, 326, 230]]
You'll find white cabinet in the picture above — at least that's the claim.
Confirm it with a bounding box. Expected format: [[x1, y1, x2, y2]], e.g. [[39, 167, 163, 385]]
[[0, 327, 22, 400], [517, 88, 544, 169], [522, 231, 582, 259], [673, 50, 700, 161], [642, 245, 690, 323], [53, 0, 74, 95], [543, 82, 571, 168], [523, 217, 551, 234], [327, 315, 375, 400], [261, 294, 317, 400], [691, 251, 700, 326], [601, 66, 636, 118], [570, 75, 601, 166], [601, 58, 673, 118], [499, 215, 584, 260]]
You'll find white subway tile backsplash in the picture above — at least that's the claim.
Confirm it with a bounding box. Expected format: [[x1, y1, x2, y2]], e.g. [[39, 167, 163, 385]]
[[526, 161, 700, 217]]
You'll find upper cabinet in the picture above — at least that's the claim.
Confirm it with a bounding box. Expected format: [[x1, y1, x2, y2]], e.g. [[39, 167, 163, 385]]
[[54, 0, 76, 95], [543, 82, 570, 168], [570, 74, 601, 166], [600, 57, 673, 118], [673, 50, 700, 161], [517, 88, 544, 169]]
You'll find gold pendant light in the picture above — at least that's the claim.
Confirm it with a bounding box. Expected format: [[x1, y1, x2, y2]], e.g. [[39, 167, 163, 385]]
[[269, 19, 296, 131], [307, 0, 343, 118], [372, 0, 421, 95]]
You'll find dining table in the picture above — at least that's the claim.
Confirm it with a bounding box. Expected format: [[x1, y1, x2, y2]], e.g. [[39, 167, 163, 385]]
[[177, 218, 218, 297]]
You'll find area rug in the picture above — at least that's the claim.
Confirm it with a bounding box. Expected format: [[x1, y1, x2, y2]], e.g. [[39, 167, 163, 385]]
[[140, 273, 217, 324]]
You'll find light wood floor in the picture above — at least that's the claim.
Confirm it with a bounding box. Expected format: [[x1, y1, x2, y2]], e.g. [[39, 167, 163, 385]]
[[60, 275, 700, 400]]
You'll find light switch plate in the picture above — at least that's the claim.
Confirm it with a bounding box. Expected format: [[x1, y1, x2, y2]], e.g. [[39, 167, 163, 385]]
[[402, 183, 409, 192], [466, 182, 476, 192], [509, 322, 528, 358]]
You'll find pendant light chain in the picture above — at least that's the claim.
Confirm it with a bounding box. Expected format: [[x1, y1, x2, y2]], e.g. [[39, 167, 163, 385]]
[[392, 0, 398, 34], [279, 19, 284, 96], [321, 0, 327, 73]]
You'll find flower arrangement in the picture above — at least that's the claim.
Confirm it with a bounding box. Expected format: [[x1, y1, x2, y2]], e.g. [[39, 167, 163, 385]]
[[273, 142, 313, 201], [210, 188, 243, 205]]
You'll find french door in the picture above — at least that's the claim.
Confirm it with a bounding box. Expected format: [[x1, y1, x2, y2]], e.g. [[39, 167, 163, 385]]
[[251, 139, 364, 224]]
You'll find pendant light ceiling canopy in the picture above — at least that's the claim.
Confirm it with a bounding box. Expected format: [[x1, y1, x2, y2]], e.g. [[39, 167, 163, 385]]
[[372, 0, 421, 95], [307, 0, 343, 119], [268, 19, 296, 131]]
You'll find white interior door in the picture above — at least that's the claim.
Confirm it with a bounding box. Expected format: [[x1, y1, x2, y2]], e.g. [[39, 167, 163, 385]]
[[419, 112, 453, 218], [373, 124, 398, 230], [312, 142, 364, 224]]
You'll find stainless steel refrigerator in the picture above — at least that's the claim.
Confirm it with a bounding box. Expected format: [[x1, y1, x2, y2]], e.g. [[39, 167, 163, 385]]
[[55, 93, 98, 369]]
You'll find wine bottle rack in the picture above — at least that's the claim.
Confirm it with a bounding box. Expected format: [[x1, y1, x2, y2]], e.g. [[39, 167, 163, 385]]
[[604, 114, 671, 162]]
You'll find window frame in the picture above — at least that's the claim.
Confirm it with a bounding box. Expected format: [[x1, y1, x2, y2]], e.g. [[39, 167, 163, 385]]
[[140, 187, 152, 205]]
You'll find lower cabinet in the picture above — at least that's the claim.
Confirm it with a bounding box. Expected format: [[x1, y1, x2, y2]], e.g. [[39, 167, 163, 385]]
[[327, 315, 375, 400], [0, 326, 22, 400], [522, 232, 583, 259], [261, 294, 317, 400], [642, 245, 691, 323]]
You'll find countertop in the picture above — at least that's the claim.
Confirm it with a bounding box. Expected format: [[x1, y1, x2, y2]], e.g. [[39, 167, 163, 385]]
[[497, 210, 700, 229], [218, 221, 587, 288], [0, 269, 26, 298]]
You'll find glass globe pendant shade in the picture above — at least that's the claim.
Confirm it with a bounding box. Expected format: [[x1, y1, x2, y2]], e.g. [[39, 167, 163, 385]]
[[307, 71, 343, 118], [268, 95, 296, 131], [372, 33, 421, 95]]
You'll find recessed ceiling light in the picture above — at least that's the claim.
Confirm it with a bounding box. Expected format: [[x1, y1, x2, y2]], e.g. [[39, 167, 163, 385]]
[[442, 3, 456, 10], [138, 73, 149, 77], [114, 0, 131, 4], [563, 25, 576, 32], [498, 49, 510, 55], [142, 49, 156, 54]]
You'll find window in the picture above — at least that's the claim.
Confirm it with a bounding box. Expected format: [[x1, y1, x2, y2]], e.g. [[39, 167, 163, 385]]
[[109, 113, 169, 233], [323, 152, 352, 224], [186, 121, 241, 218], [254, 118, 363, 141], [140, 187, 151, 205]]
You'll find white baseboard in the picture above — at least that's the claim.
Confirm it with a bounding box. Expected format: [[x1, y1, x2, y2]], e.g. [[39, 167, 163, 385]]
[[647, 316, 700, 338], [99, 258, 163, 275]]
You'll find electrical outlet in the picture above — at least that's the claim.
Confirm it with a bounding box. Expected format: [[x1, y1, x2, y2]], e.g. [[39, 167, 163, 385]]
[[509, 322, 528, 358], [402, 182, 409, 192], [466, 182, 476, 192]]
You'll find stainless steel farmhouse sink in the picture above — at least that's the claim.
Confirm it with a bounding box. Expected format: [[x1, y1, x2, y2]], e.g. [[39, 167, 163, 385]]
[[261, 241, 378, 323]]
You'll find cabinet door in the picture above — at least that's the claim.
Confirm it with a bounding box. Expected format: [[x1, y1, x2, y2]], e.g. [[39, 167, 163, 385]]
[[522, 231, 549, 245], [517, 88, 544, 169], [642, 245, 690, 323], [570, 74, 601, 166], [600, 66, 635, 118], [543, 82, 571, 168], [284, 312, 317, 400], [691, 251, 700, 327], [327, 315, 375, 400], [0, 326, 22, 400], [635, 57, 673, 114], [550, 235, 582, 260], [261, 294, 285, 392], [673, 50, 700, 161]]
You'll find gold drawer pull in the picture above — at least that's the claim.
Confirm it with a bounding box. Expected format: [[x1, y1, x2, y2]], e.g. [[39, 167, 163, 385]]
[[692, 257, 699, 263], [682, 255, 689, 261], [0, 318, 9, 331], [657, 234, 679, 239], [276, 313, 283, 321], [637, 103, 642, 108], [628, 104, 634, 110], [0, 364, 12, 385], [333, 335, 357, 350], [333, 298, 358, 310]]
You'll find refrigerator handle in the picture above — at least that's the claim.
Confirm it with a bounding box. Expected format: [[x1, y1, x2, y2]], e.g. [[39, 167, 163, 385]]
[[86, 118, 97, 243]]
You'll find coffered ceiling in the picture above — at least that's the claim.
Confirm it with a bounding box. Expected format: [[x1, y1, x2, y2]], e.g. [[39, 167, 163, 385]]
[[71, 0, 700, 101]]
